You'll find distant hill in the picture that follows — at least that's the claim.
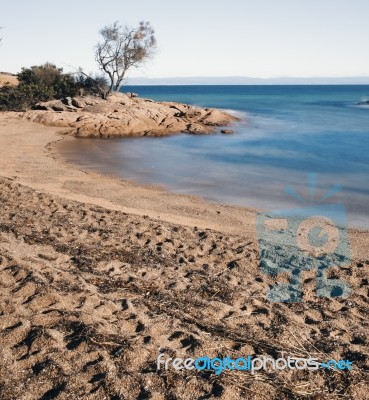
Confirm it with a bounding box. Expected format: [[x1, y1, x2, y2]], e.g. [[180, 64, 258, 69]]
[[126, 76, 369, 85]]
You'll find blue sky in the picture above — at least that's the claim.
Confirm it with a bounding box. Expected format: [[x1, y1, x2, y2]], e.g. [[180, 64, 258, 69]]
[[1, 0, 369, 79]]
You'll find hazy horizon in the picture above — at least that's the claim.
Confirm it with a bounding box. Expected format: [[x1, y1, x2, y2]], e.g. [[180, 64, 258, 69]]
[[124, 76, 369, 85], [2, 71, 369, 86]]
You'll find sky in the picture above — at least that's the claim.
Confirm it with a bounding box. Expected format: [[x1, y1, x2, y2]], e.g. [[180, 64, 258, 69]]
[[1, 0, 369, 80]]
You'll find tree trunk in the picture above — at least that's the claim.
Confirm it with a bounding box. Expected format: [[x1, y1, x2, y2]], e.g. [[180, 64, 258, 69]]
[[115, 79, 121, 92], [115, 71, 127, 93], [104, 77, 115, 98]]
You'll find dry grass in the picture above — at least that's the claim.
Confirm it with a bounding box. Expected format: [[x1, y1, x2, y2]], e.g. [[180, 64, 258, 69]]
[[0, 72, 18, 87]]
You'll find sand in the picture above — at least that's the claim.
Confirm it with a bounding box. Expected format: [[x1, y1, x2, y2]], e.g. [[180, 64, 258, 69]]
[[0, 114, 368, 399]]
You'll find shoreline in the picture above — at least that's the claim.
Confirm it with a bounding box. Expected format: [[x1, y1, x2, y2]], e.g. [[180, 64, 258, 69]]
[[52, 135, 369, 260], [0, 113, 257, 237], [0, 113, 368, 256]]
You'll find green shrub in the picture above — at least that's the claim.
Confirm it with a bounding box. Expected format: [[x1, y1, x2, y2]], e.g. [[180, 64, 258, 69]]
[[0, 83, 55, 111], [0, 63, 110, 111], [0, 63, 84, 111], [17, 63, 79, 98]]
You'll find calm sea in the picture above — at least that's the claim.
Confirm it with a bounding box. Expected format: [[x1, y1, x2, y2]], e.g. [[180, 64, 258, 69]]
[[58, 85, 369, 228]]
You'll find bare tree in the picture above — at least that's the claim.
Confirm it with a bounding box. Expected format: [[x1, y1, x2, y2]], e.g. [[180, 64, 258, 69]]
[[96, 21, 156, 98]]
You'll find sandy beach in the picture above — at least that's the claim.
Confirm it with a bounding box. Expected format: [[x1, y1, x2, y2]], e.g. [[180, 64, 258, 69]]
[[0, 113, 368, 399]]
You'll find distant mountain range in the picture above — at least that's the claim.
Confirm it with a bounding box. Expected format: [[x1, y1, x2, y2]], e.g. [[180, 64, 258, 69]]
[[126, 76, 369, 85]]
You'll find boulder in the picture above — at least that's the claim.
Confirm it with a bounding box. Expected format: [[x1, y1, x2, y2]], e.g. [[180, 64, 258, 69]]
[[34, 99, 68, 112], [33, 104, 51, 111], [62, 97, 73, 106], [126, 92, 138, 99], [71, 98, 86, 108], [51, 105, 66, 112], [221, 129, 234, 134]]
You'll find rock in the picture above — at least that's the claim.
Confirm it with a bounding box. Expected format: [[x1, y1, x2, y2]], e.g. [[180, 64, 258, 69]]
[[221, 129, 234, 134], [32, 104, 51, 111], [51, 105, 65, 112], [125, 92, 138, 99], [62, 97, 73, 106], [71, 98, 86, 108], [357, 100, 369, 105], [34, 99, 68, 112], [23, 93, 239, 138]]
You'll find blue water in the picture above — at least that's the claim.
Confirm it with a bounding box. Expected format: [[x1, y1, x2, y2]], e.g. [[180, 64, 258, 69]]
[[58, 85, 369, 228]]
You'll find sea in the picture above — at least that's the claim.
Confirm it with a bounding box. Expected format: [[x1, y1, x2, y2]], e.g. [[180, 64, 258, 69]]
[[58, 85, 369, 229]]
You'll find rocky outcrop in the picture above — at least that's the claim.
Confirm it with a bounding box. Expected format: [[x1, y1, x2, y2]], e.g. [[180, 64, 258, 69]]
[[23, 93, 238, 138]]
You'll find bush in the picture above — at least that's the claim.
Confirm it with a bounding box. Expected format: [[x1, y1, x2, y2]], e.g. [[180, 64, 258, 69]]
[[74, 72, 109, 97], [0, 83, 55, 111], [17, 63, 79, 99], [0, 63, 107, 111]]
